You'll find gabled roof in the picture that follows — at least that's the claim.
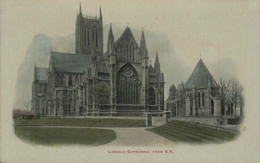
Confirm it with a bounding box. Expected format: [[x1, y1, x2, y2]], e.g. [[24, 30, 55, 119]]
[[114, 26, 138, 47], [35, 67, 48, 81], [185, 59, 218, 89], [50, 51, 92, 73]]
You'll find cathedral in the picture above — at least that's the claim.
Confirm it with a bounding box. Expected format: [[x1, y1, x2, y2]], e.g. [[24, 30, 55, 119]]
[[31, 5, 165, 117]]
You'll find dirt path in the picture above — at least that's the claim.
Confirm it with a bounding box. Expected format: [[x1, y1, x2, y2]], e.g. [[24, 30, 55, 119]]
[[104, 128, 176, 147]]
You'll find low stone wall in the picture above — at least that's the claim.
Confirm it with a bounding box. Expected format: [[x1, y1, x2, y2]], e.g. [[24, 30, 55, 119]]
[[170, 116, 219, 126], [145, 112, 171, 127], [152, 117, 166, 127]]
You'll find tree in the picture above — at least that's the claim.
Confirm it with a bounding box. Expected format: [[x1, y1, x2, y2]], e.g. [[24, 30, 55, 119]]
[[221, 78, 243, 117], [92, 83, 110, 121], [229, 79, 243, 117], [217, 78, 243, 117], [217, 78, 231, 116]]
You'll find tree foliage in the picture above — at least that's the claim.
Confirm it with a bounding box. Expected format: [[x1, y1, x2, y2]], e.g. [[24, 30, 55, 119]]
[[92, 83, 110, 105]]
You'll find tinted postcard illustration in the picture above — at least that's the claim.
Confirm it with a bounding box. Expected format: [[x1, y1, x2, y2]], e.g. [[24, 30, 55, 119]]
[[3, 0, 259, 162], [13, 2, 243, 146]]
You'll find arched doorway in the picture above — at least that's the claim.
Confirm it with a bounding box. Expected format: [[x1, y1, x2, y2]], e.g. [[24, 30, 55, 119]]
[[116, 64, 140, 104]]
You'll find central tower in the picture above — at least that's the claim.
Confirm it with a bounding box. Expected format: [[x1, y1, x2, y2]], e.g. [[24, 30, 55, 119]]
[[75, 4, 103, 55]]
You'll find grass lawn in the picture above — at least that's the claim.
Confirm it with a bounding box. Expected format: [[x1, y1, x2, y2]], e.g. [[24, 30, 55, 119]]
[[14, 117, 146, 127], [15, 127, 116, 146], [147, 120, 238, 144]]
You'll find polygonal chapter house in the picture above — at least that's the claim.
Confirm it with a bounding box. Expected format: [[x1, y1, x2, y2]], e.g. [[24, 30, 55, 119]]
[[31, 5, 165, 117], [166, 59, 221, 117]]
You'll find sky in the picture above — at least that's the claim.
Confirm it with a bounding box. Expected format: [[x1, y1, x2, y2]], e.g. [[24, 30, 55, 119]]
[[1, 0, 260, 108]]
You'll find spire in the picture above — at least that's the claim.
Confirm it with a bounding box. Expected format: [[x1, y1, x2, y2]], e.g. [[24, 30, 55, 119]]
[[99, 6, 102, 19], [154, 51, 160, 72], [140, 29, 147, 51], [108, 23, 114, 39], [140, 29, 148, 59], [79, 2, 82, 15], [107, 23, 114, 55]]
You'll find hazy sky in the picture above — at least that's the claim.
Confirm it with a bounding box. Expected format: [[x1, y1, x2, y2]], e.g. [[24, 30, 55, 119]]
[[1, 0, 260, 107]]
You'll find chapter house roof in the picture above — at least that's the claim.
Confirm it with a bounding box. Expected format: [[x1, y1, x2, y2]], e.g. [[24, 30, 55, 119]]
[[35, 67, 48, 81], [185, 59, 218, 89], [51, 51, 92, 73]]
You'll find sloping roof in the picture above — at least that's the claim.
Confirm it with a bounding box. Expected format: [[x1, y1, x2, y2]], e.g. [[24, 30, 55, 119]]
[[51, 51, 92, 73], [114, 26, 138, 47], [185, 59, 218, 89], [35, 67, 48, 81]]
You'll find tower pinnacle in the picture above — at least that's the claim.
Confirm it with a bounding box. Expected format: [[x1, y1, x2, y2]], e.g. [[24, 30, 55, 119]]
[[140, 29, 148, 59], [154, 51, 161, 72], [108, 23, 114, 38], [107, 23, 114, 55], [140, 29, 146, 49], [79, 2, 82, 14], [100, 6, 102, 19]]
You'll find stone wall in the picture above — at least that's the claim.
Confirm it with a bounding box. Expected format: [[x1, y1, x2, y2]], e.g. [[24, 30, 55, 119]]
[[152, 117, 166, 127]]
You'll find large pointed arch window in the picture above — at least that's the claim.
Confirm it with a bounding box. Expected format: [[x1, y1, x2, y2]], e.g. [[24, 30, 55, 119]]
[[117, 64, 140, 104], [68, 75, 73, 86], [198, 92, 201, 107], [56, 73, 65, 86], [84, 30, 86, 45], [149, 87, 156, 105]]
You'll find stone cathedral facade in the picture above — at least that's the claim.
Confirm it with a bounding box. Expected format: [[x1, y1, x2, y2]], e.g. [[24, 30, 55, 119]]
[[31, 5, 165, 117]]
